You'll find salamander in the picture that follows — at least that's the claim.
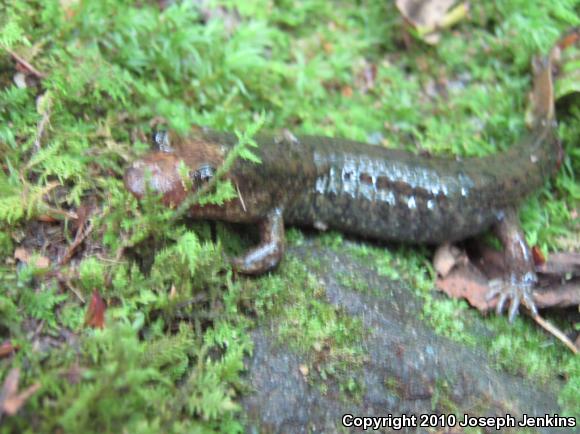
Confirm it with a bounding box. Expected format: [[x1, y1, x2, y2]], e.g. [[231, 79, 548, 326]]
[[124, 47, 564, 321]]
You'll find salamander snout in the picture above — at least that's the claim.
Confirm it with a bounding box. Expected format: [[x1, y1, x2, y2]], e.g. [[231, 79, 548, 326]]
[[124, 152, 188, 206], [124, 152, 218, 207]]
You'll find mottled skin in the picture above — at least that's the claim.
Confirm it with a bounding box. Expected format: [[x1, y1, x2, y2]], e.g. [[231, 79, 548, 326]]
[[125, 52, 561, 320]]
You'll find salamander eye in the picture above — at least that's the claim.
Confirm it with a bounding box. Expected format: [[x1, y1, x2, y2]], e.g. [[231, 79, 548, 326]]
[[152, 130, 172, 152], [190, 163, 215, 187]]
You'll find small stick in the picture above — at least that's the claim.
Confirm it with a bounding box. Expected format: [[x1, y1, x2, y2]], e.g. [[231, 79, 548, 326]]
[[531, 312, 578, 354], [235, 182, 247, 212], [64, 281, 86, 304], [59, 221, 93, 266], [5, 48, 46, 78]]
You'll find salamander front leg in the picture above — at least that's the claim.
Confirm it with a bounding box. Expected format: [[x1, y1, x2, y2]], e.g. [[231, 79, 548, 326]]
[[231, 207, 285, 275], [487, 208, 538, 321]]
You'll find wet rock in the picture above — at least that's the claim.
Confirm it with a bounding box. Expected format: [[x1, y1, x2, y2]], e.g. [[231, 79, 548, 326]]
[[241, 239, 562, 433]]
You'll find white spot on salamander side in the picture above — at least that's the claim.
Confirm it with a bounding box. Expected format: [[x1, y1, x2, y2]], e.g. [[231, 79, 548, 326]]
[[407, 196, 417, 209], [315, 176, 327, 194], [377, 190, 396, 206]]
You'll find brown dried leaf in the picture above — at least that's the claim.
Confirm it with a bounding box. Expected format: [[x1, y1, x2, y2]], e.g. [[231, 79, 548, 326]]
[[0, 368, 41, 417], [436, 246, 580, 312], [36, 214, 58, 223], [532, 245, 546, 266], [341, 86, 353, 98], [436, 263, 494, 312], [0, 341, 18, 359], [433, 243, 467, 278], [537, 252, 580, 276], [534, 282, 580, 309], [84, 290, 106, 329], [13, 247, 50, 269]]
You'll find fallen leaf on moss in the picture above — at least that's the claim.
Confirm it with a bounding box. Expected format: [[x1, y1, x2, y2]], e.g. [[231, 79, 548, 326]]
[[13, 247, 50, 269], [436, 263, 494, 311], [0, 342, 18, 359], [84, 289, 106, 329], [0, 368, 41, 418], [433, 242, 468, 278]]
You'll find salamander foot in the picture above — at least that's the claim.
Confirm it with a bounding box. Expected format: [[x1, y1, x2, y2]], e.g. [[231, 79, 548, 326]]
[[486, 278, 538, 322]]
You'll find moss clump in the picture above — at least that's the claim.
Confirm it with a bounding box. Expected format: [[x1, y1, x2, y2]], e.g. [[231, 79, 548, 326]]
[[0, 0, 578, 430]]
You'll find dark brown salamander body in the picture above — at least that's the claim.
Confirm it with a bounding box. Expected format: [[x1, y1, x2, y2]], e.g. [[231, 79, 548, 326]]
[[125, 49, 563, 320]]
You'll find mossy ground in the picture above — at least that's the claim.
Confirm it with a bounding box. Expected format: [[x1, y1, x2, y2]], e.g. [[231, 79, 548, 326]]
[[0, 0, 579, 432]]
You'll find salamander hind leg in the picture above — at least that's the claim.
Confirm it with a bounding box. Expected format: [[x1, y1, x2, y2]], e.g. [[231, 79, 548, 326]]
[[486, 208, 539, 321], [231, 207, 285, 275]]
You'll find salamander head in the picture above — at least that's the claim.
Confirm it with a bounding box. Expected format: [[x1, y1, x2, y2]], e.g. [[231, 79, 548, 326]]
[[124, 130, 223, 207]]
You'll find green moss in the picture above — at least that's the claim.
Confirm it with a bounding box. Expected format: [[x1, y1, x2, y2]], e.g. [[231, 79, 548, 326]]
[[0, 0, 578, 429], [345, 237, 578, 414], [253, 256, 367, 401], [336, 271, 373, 295], [78, 257, 107, 292]]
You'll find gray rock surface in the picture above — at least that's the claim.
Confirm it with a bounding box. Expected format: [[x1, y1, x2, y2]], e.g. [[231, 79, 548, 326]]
[[241, 240, 562, 434]]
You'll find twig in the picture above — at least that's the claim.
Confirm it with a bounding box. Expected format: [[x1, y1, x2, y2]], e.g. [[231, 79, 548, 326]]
[[235, 182, 247, 212], [64, 281, 86, 304], [5, 48, 46, 78], [531, 312, 578, 354], [59, 221, 93, 266], [43, 208, 79, 221]]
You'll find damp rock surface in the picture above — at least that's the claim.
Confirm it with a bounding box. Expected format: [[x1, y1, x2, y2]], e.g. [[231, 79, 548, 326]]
[[241, 239, 562, 434]]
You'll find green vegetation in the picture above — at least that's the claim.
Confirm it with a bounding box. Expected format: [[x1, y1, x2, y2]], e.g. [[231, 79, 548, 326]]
[[0, 0, 578, 431], [257, 257, 367, 401]]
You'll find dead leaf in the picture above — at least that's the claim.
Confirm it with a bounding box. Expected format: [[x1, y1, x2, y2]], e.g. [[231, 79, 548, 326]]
[[0, 341, 18, 359], [396, 0, 469, 44], [341, 86, 353, 97], [13, 247, 50, 269], [537, 252, 580, 276], [436, 263, 494, 311], [436, 245, 580, 312], [534, 282, 580, 309], [0, 368, 41, 417], [433, 243, 467, 278], [58, 205, 93, 266], [532, 245, 546, 266], [84, 289, 106, 329], [36, 214, 58, 223]]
